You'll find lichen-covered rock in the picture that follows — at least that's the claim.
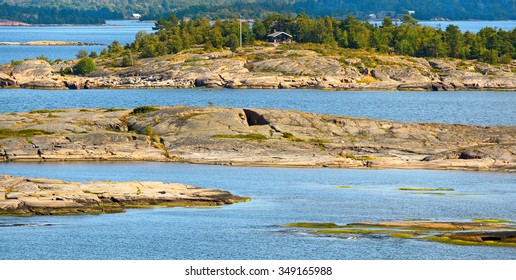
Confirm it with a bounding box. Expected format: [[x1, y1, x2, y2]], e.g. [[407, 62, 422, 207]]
[[0, 106, 514, 171], [1, 47, 514, 91], [12, 60, 53, 81]]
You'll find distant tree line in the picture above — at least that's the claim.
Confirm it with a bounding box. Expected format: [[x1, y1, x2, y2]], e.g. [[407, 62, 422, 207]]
[[156, 0, 516, 21], [110, 14, 514, 64], [0, 3, 123, 24], [1, 0, 514, 24]]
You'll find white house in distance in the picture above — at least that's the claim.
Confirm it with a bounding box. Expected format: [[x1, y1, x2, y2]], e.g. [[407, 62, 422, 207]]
[[267, 31, 293, 44], [408, 11, 416, 15], [132, 13, 142, 20]]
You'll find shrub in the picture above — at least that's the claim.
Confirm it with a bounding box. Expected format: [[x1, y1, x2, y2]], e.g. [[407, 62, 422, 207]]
[[73, 57, 97, 75], [130, 106, 158, 115], [281, 132, 296, 140], [36, 55, 52, 64], [10, 60, 24, 66], [121, 51, 134, 67], [76, 49, 89, 58], [356, 76, 378, 83]]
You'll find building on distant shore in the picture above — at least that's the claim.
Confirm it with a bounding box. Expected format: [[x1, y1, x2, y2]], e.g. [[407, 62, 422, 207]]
[[267, 31, 292, 44], [131, 13, 142, 20]]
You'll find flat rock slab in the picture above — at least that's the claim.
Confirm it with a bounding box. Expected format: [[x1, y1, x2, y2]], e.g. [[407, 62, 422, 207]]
[[0, 106, 515, 171], [0, 174, 249, 216]]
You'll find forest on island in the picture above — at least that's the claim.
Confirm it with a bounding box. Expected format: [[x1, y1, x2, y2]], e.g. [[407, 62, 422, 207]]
[[106, 14, 515, 65]]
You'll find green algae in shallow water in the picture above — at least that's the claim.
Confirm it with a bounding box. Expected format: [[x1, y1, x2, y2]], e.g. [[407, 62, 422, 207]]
[[424, 236, 516, 247], [284, 222, 341, 228], [397, 187, 454, 191], [413, 193, 480, 197], [287, 220, 516, 247], [422, 192, 446, 196], [471, 219, 510, 223], [390, 233, 417, 239], [334, 186, 352, 189], [314, 229, 375, 234]]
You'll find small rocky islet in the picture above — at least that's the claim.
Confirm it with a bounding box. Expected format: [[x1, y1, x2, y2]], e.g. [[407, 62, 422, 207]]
[[0, 106, 514, 171], [0, 174, 249, 216], [284, 221, 516, 247]]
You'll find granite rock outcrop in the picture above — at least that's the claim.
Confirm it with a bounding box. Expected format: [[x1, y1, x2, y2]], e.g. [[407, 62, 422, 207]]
[[0, 106, 514, 171], [1, 46, 514, 90], [0, 174, 248, 215]]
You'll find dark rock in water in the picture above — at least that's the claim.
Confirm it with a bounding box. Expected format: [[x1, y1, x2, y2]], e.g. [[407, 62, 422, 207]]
[[443, 231, 516, 243], [397, 82, 433, 91]]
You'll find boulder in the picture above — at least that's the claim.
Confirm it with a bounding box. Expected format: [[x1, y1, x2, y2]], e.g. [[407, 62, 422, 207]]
[[12, 60, 53, 82], [428, 59, 456, 71], [372, 66, 431, 83], [19, 79, 65, 89], [195, 74, 226, 87]]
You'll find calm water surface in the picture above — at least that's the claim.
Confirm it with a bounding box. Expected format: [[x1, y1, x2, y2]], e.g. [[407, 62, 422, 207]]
[[1, 88, 515, 126], [0, 162, 515, 260], [0, 20, 154, 64], [1, 18, 515, 259], [370, 20, 516, 33]]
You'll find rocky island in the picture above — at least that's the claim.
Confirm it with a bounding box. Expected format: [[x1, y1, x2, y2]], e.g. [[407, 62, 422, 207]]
[[0, 41, 103, 46], [1, 45, 514, 90], [285, 221, 516, 247], [0, 106, 514, 171], [0, 174, 249, 216]]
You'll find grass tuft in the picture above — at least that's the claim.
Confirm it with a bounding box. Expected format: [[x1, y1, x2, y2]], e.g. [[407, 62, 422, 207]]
[[29, 109, 67, 114], [0, 129, 53, 139]]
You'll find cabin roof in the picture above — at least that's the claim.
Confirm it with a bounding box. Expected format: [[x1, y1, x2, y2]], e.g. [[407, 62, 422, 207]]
[[267, 31, 292, 38]]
